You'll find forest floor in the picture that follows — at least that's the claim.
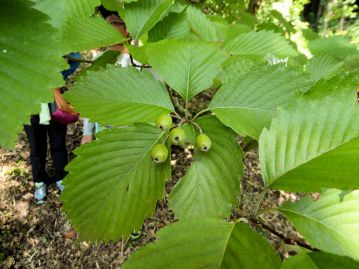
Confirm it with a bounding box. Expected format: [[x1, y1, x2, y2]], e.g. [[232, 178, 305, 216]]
[[0, 119, 311, 269]]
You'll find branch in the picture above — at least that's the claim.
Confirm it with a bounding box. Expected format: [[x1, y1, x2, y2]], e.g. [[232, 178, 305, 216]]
[[167, 86, 186, 118], [250, 217, 319, 252], [129, 55, 151, 69]]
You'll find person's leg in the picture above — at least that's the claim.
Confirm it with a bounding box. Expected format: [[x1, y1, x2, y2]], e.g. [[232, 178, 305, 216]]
[[24, 115, 49, 183], [48, 120, 68, 186], [24, 115, 49, 204]]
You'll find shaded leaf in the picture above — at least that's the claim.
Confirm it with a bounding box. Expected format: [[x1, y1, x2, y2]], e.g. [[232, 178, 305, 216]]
[[62, 16, 128, 53], [0, 0, 65, 148], [148, 11, 190, 42], [281, 252, 359, 269]]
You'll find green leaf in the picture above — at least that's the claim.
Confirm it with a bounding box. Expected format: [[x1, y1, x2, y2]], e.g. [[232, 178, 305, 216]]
[[0, 0, 65, 148], [186, 6, 217, 42], [259, 78, 359, 191], [270, 10, 295, 35], [66, 66, 174, 126], [62, 16, 128, 52], [223, 30, 298, 58], [77, 51, 121, 80], [123, 0, 174, 40], [219, 55, 265, 83], [169, 116, 243, 219], [101, 0, 121, 11], [210, 65, 313, 139], [147, 39, 227, 102], [33, 0, 100, 29], [216, 23, 252, 44], [123, 220, 281, 269], [62, 124, 170, 241], [280, 189, 359, 260], [126, 44, 151, 64], [306, 55, 344, 81], [281, 252, 359, 269], [148, 11, 190, 42], [308, 36, 359, 60]]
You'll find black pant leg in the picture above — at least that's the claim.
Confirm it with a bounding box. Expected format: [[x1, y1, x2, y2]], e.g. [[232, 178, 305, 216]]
[[48, 120, 68, 182], [24, 115, 49, 183]]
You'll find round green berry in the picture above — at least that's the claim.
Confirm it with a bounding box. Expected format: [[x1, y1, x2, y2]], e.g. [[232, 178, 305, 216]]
[[156, 114, 172, 131], [169, 127, 186, 145], [196, 134, 212, 152], [151, 144, 169, 163]]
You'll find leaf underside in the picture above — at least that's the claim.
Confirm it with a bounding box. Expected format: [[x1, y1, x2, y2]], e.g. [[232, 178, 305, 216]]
[[210, 65, 313, 139], [123, 220, 281, 269], [0, 0, 65, 148], [259, 77, 359, 192], [66, 66, 174, 126], [280, 189, 359, 260], [169, 116, 243, 220], [281, 252, 359, 269], [147, 39, 227, 102], [61, 124, 170, 241]]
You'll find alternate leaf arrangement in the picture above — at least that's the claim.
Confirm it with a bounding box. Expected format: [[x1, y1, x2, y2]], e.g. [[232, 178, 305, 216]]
[[1, 0, 359, 268]]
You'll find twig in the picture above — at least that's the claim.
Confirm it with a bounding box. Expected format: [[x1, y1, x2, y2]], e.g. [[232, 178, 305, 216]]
[[250, 217, 319, 252], [252, 187, 269, 217], [168, 87, 186, 118], [192, 108, 211, 121], [189, 120, 203, 134], [129, 54, 151, 69]]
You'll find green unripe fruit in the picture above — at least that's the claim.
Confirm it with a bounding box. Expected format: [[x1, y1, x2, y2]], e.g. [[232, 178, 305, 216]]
[[169, 127, 186, 145], [196, 134, 212, 152], [156, 114, 172, 131], [151, 144, 168, 163]]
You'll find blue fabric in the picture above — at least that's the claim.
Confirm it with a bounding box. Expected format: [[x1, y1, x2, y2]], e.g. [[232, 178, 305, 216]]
[[61, 52, 81, 80]]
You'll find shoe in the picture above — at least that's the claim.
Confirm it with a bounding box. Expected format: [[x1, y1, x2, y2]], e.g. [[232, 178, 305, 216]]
[[130, 229, 142, 241], [34, 182, 46, 205], [56, 180, 65, 192]]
